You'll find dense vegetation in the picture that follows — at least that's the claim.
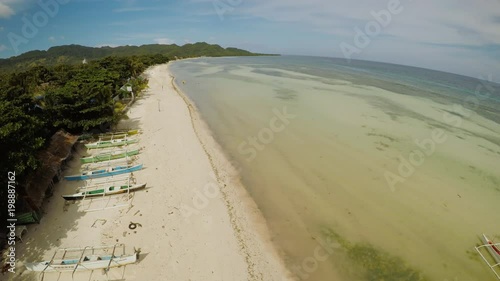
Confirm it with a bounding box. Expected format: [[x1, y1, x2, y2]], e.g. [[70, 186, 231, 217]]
[[0, 41, 265, 230], [0, 53, 169, 227], [0, 42, 267, 73]]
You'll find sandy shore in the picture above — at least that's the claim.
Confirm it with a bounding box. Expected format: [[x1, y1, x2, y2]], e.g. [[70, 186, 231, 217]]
[[6, 63, 291, 281]]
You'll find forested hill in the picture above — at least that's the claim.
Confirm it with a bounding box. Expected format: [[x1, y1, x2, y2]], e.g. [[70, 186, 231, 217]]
[[0, 42, 267, 72]]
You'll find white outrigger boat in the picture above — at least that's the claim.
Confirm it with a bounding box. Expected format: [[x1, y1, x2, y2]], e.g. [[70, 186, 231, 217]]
[[475, 234, 500, 279], [85, 137, 139, 149], [62, 183, 146, 200], [64, 164, 143, 181], [25, 244, 138, 276], [79, 129, 140, 142], [482, 234, 500, 263], [81, 157, 136, 171]]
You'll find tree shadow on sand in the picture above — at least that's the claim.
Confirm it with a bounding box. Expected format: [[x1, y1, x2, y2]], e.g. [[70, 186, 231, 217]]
[[11, 154, 88, 280]]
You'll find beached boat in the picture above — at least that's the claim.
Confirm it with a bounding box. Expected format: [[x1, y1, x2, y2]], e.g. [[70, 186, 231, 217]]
[[81, 158, 135, 171], [25, 245, 138, 273], [64, 164, 143, 181], [98, 129, 139, 140], [83, 172, 133, 185], [85, 138, 139, 149], [483, 234, 500, 264], [80, 149, 140, 164], [475, 234, 500, 280], [79, 129, 140, 141], [62, 183, 146, 200], [85, 145, 139, 156], [25, 253, 137, 272]]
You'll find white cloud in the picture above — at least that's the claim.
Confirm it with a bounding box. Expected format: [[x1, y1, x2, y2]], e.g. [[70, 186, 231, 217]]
[[193, 0, 500, 47], [154, 38, 175, 45], [95, 44, 119, 48], [192, 0, 500, 76], [48, 35, 65, 43], [228, 0, 500, 46], [0, 0, 40, 18], [0, 44, 8, 52], [0, 2, 14, 18]]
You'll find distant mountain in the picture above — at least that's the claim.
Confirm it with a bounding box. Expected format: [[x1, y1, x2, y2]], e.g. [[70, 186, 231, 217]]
[[0, 42, 273, 72]]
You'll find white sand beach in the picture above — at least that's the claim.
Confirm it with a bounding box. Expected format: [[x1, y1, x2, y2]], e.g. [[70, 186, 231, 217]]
[[6, 63, 291, 281]]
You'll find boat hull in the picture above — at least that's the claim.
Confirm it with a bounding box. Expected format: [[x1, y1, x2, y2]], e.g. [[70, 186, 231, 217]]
[[80, 150, 139, 164], [64, 164, 143, 181], [79, 129, 139, 141], [25, 254, 137, 272], [98, 130, 139, 141], [85, 138, 139, 149], [483, 234, 500, 264], [62, 183, 146, 201]]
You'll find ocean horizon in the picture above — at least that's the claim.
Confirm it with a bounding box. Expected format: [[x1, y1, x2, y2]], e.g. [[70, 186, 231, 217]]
[[169, 55, 500, 281]]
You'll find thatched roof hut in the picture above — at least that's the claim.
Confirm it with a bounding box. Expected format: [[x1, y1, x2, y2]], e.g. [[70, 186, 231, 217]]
[[20, 130, 78, 211]]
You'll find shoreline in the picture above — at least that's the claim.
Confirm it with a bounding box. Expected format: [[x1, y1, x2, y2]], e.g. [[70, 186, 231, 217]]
[[167, 63, 292, 280], [162, 57, 500, 281], [6, 62, 291, 281]]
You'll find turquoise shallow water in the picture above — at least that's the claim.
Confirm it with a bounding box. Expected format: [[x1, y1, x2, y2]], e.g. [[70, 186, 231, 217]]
[[170, 56, 500, 281]]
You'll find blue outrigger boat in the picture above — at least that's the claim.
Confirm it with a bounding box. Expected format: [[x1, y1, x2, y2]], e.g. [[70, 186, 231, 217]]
[[64, 164, 143, 181]]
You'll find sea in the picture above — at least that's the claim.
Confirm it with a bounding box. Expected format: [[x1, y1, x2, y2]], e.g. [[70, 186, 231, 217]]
[[169, 56, 500, 281]]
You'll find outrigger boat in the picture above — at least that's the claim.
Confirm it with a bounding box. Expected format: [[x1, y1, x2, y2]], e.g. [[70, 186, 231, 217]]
[[85, 138, 139, 149], [83, 173, 133, 186], [64, 164, 143, 181], [80, 149, 140, 164], [85, 145, 139, 155], [98, 129, 139, 140], [81, 157, 135, 171], [62, 183, 146, 200], [475, 234, 500, 279], [79, 129, 140, 141], [25, 244, 138, 273], [483, 234, 500, 264]]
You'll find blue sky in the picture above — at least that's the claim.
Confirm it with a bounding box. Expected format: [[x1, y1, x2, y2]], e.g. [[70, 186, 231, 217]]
[[0, 0, 499, 78]]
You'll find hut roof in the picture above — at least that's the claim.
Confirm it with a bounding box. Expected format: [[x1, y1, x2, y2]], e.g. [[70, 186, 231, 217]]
[[22, 130, 78, 209]]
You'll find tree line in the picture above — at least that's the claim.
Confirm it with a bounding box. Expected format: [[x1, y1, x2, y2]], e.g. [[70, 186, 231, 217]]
[[0, 42, 267, 73], [0, 54, 169, 223]]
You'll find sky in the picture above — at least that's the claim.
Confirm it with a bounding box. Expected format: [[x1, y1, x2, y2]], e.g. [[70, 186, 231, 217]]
[[0, 0, 499, 78]]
